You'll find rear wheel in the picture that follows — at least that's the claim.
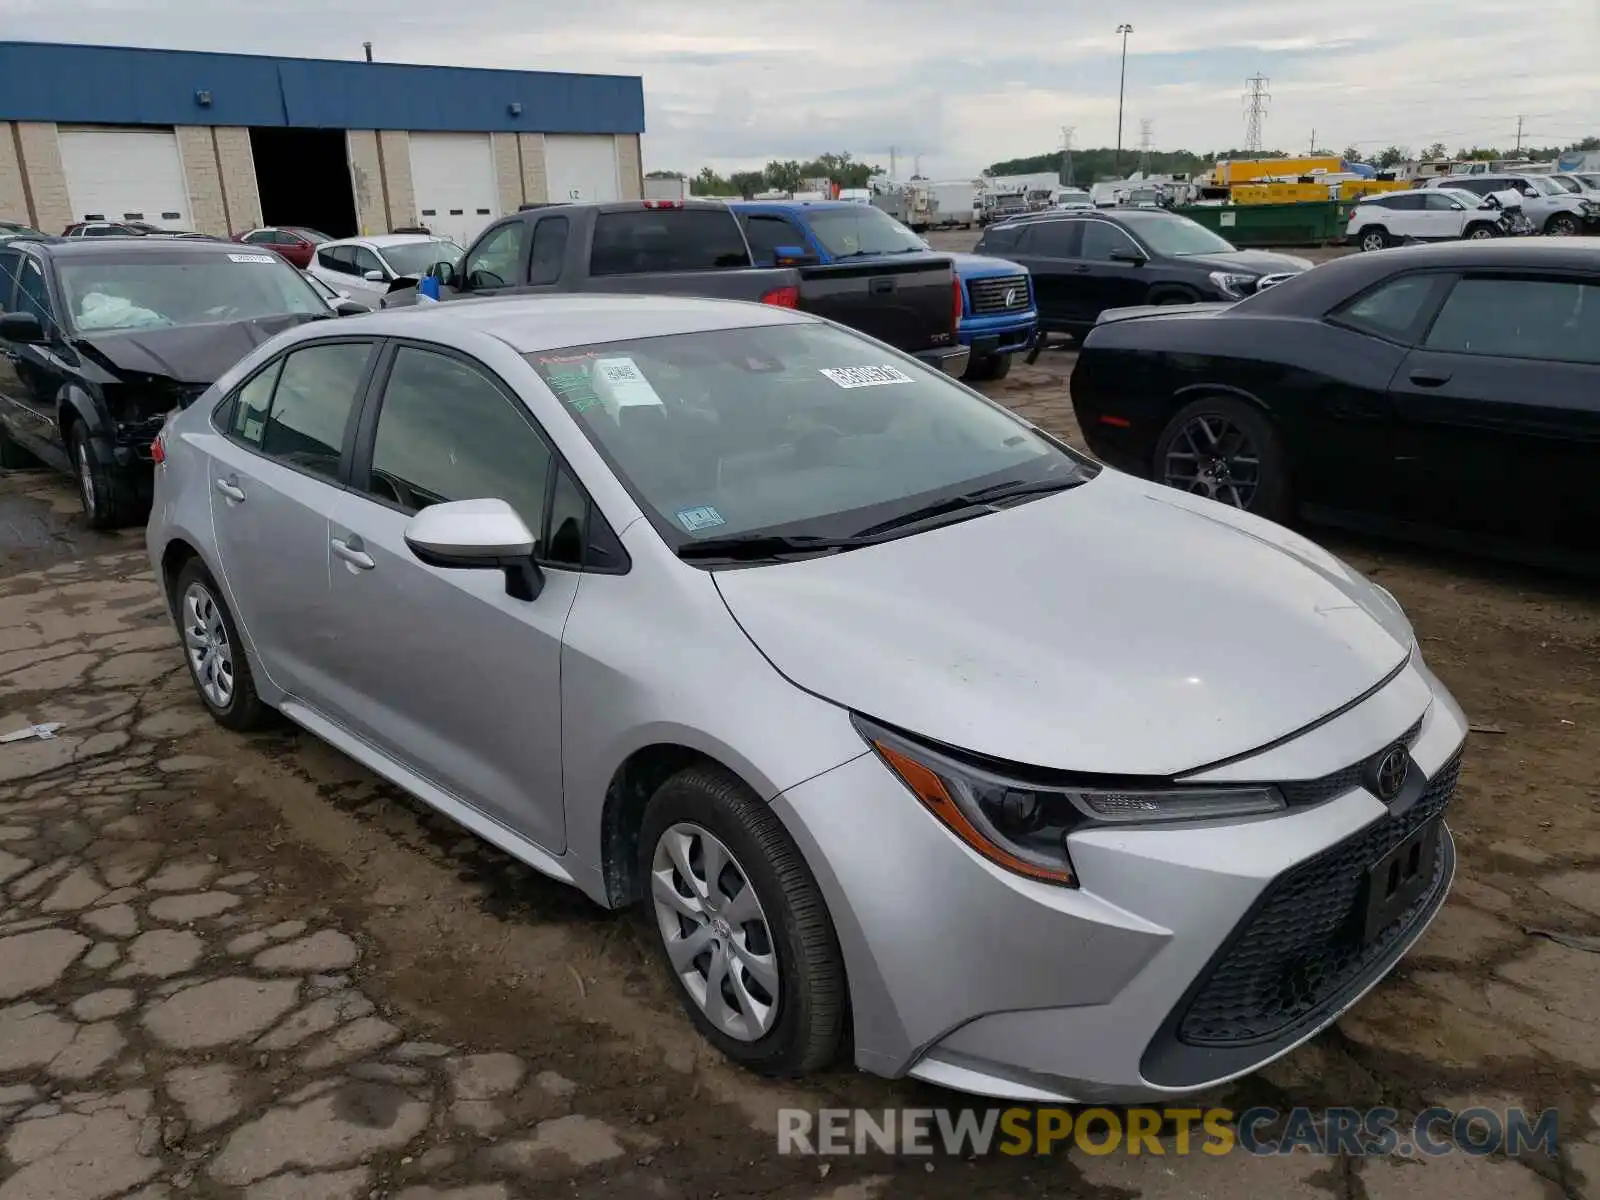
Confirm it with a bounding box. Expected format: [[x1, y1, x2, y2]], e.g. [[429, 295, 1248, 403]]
[[172, 558, 274, 732], [1359, 227, 1391, 252], [1545, 213, 1580, 237], [1153, 395, 1290, 521], [640, 764, 845, 1078]]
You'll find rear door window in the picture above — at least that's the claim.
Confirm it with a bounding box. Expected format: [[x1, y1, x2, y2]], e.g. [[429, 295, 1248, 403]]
[[257, 342, 373, 478], [1019, 220, 1080, 257], [589, 210, 751, 275], [1424, 277, 1600, 364], [528, 217, 569, 285]]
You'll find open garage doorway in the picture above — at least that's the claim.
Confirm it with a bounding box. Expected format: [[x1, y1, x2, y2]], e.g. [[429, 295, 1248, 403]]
[[249, 127, 358, 238]]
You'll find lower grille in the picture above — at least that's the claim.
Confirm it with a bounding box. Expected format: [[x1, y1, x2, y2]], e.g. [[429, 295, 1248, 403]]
[[966, 274, 1031, 315], [1176, 753, 1460, 1046]]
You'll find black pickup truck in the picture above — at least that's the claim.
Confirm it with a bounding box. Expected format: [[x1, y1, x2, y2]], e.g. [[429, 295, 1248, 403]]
[[386, 200, 968, 375]]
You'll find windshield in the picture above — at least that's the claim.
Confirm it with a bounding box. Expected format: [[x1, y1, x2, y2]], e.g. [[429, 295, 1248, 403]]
[[1545, 176, 1582, 194], [1117, 212, 1237, 256], [57, 255, 329, 332], [381, 239, 463, 278], [805, 207, 926, 257], [528, 323, 1092, 551]]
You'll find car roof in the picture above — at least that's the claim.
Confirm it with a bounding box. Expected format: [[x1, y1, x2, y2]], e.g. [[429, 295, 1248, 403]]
[[23, 237, 263, 258], [323, 234, 451, 250], [331, 292, 811, 354]]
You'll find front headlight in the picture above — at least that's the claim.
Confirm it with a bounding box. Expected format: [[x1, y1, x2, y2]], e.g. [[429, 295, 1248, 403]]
[[856, 718, 1286, 887], [1209, 271, 1256, 299]]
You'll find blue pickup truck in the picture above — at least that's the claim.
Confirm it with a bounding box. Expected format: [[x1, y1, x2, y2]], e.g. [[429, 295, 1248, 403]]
[[732, 200, 1036, 381]]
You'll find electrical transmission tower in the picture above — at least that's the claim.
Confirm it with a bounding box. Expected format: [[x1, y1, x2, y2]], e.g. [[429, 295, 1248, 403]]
[[1138, 119, 1154, 175], [1243, 74, 1271, 153], [1060, 126, 1076, 186]]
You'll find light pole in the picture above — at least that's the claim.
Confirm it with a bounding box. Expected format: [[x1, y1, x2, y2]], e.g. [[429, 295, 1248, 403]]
[[1115, 24, 1133, 177]]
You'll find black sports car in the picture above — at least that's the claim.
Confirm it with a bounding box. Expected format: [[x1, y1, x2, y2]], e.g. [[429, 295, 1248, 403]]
[[1069, 239, 1599, 570]]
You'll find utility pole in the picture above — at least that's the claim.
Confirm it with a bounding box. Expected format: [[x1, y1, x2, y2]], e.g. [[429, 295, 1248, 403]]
[[1309, 127, 1316, 155], [1060, 125, 1075, 186], [1243, 74, 1271, 154], [1138, 119, 1154, 176], [889, 146, 898, 181], [1114, 24, 1133, 176], [362, 41, 373, 62], [1514, 115, 1525, 154]]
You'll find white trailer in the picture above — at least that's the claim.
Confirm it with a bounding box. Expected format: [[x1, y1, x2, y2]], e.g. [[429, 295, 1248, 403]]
[[928, 181, 977, 228]]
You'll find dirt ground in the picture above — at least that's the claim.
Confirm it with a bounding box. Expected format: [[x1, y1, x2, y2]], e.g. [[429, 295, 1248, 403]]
[[0, 300, 1596, 1198]]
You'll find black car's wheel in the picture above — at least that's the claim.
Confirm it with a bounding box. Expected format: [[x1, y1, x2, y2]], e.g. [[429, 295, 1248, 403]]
[[70, 422, 142, 530], [1464, 222, 1497, 240], [1359, 227, 1391, 252], [640, 763, 845, 1078], [1154, 396, 1290, 521], [171, 558, 274, 731], [1544, 213, 1580, 237], [964, 352, 1012, 382]]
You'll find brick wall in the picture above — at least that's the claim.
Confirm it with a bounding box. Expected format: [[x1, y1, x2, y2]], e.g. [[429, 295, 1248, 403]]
[[14, 123, 70, 234], [615, 134, 643, 201], [214, 127, 262, 232], [175, 126, 227, 236], [376, 131, 414, 229], [346, 130, 386, 236], [491, 132, 523, 214], [0, 124, 32, 228], [517, 133, 549, 205]]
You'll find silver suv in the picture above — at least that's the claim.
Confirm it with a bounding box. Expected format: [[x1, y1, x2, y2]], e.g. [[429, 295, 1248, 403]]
[[1425, 173, 1597, 236]]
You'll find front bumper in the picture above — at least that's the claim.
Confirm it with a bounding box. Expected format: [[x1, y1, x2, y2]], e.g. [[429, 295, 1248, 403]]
[[773, 651, 1468, 1102], [912, 344, 972, 378], [959, 314, 1038, 358]]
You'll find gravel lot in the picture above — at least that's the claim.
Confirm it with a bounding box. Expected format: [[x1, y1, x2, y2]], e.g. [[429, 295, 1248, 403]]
[[0, 260, 1595, 1197]]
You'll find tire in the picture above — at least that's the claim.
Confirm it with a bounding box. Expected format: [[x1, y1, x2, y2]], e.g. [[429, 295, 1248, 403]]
[[69, 421, 142, 530], [1358, 227, 1391, 252], [1463, 222, 1497, 240], [1544, 213, 1579, 237], [1152, 394, 1291, 522], [963, 352, 1013, 382], [171, 558, 274, 732], [640, 764, 845, 1078]]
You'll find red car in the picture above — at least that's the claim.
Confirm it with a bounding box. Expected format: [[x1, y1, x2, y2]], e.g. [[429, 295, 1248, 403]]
[[231, 226, 331, 269]]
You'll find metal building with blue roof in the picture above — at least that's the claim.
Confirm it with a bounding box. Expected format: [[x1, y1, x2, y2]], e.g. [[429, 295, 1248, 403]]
[[0, 41, 647, 241]]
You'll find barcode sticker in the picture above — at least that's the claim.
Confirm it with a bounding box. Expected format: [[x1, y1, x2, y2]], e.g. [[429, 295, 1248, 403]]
[[819, 364, 914, 389], [228, 253, 277, 264], [592, 357, 663, 408]]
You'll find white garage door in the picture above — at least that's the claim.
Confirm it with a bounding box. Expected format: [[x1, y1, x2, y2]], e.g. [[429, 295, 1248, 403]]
[[545, 136, 620, 204], [409, 133, 499, 248], [59, 127, 191, 231]]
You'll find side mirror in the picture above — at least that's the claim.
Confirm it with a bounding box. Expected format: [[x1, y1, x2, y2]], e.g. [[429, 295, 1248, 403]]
[[403, 498, 544, 601], [428, 261, 458, 287], [773, 245, 820, 267], [363, 269, 386, 283], [1109, 248, 1148, 265], [333, 300, 369, 317], [0, 311, 45, 344]]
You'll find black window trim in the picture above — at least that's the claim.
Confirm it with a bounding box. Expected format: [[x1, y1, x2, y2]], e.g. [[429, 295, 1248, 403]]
[[1323, 269, 1459, 347], [210, 336, 383, 491], [348, 337, 630, 575]]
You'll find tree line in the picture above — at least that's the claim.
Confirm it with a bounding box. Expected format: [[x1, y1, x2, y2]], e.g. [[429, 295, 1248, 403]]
[[649, 136, 1599, 197]]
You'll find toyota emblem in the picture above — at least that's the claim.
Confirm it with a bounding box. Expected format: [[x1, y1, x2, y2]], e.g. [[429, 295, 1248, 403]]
[[1371, 744, 1409, 802], [1004, 287, 1018, 307]]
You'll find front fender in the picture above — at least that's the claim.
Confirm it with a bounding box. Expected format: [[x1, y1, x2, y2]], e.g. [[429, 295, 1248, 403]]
[[56, 385, 107, 441]]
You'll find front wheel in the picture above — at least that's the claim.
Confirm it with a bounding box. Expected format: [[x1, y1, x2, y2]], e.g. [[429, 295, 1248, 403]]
[[640, 765, 845, 1078], [70, 422, 141, 530], [1153, 395, 1290, 521], [1464, 223, 1497, 240], [1545, 213, 1580, 237]]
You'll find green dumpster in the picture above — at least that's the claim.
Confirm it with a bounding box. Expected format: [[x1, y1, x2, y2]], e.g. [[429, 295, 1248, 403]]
[[1176, 201, 1353, 247]]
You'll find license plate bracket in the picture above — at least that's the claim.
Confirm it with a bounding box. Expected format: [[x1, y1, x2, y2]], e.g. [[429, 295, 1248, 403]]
[[1362, 819, 1439, 943]]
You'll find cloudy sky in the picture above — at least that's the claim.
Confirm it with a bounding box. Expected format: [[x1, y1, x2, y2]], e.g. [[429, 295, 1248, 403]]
[[10, 0, 1598, 178]]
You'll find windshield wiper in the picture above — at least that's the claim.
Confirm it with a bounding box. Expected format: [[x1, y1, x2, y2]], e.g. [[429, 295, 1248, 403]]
[[851, 477, 1086, 538], [676, 533, 873, 561]]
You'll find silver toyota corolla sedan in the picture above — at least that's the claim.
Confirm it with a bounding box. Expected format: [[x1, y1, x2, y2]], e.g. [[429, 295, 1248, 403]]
[[146, 293, 1467, 1102]]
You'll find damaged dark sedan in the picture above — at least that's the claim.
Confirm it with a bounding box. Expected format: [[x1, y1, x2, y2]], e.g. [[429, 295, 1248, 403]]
[[0, 237, 365, 527]]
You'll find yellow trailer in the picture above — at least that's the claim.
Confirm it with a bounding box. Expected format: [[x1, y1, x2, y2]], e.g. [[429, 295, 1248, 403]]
[[1230, 182, 1331, 205], [1213, 156, 1344, 186]]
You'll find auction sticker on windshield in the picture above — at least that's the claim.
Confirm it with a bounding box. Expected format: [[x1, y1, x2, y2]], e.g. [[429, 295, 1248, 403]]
[[676, 505, 726, 532], [820, 365, 915, 389], [593, 357, 663, 408], [227, 253, 278, 264]]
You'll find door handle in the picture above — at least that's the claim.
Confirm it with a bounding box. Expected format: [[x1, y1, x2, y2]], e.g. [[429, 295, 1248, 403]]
[[1071, 265, 1092, 273], [214, 477, 246, 503], [1408, 371, 1452, 387], [330, 537, 375, 571]]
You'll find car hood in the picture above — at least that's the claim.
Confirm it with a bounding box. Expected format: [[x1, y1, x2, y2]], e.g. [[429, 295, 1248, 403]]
[[714, 472, 1413, 776], [72, 314, 323, 385], [1174, 249, 1314, 275], [946, 252, 1029, 278]]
